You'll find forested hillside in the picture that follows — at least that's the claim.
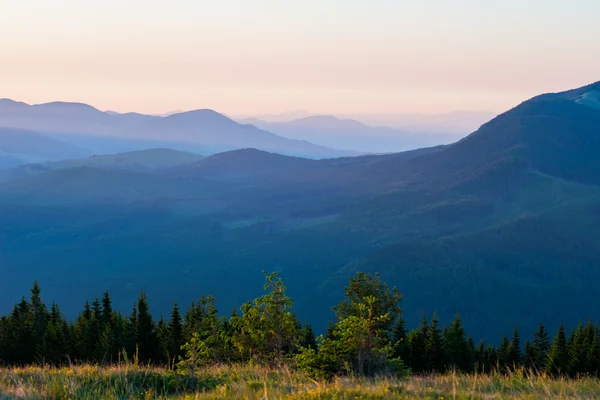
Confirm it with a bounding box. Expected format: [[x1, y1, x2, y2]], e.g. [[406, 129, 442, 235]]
[[0, 82, 599, 341]]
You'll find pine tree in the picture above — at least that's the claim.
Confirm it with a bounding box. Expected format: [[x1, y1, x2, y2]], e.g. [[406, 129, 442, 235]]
[[568, 323, 587, 376], [546, 323, 569, 376], [507, 327, 523, 368], [391, 316, 411, 366], [300, 321, 317, 350], [586, 325, 600, 377], [497, 334, 510, 370], [45, 303, 70, 364], [231, 272, 299, 365], [531, 323, 550, 371], [443, 313, 469, 372], [101, 291, 113, 326], [135, 291, 158, 363], [30, 281, 48, 361], [426, 312, 444, 372], [408, 314, 428, 372], [168, 302, 184, 365]]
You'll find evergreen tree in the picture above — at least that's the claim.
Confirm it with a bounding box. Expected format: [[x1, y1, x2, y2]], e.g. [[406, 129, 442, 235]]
[[568, 323, 587, 376], [231, 272, 298, 365], [44, 303, 70, 364], [408, 314, 429, 372], [586, 325, 600, 376], [497, 334, 510, 370], [167, 302, 184, 366], [30, 281, 48, 361], [135, 291, 158, 363], [507, 327, 523, 368], [101, 291, 113, 326], [300, 321, 317, 350], [333, 272, 402, 333], [391, 316, 411, 366], [530, 323, 550, 371], [426, 312, 444, 372], [546, 323, 569, 376], [524, 340, 535, 370], [443, 313, 469, 371]]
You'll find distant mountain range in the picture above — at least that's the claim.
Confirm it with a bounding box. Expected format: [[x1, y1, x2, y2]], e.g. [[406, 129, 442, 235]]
[[0, 82, 599, 342], [0, 99, 355, 159], [238, 115, 467, 152]]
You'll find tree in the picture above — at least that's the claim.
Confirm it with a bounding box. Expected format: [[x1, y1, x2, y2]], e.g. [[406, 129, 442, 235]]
[[101, 291, 113, 326], [530, 323, 550, 371], [443, 313, 469, 371], [426, 313, 444, 372], [231, 271, 298, 365], [568, 323, 587, 376], [300, 321, 317, 350], [391, 315, 411, 366], [497, 334, 510, 370], [333, 295, 395, 376], [135, 291, 158, 363], [167, 302, 184, 366], [333, 272, 402, 333], [30, 281, 48, 361], [507, 327, 523, 368], [546, 323, 569, 376]]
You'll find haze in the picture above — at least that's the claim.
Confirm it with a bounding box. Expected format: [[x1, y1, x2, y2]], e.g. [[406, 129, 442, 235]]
[[1, 0, 599, 115]]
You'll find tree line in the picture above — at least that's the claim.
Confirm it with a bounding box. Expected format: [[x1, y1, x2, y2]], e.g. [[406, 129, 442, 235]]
[[0, 272, 598, 378]]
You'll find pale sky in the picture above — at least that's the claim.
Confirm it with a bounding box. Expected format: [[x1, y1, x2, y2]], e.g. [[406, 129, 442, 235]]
[[1, 0, 599, 115]]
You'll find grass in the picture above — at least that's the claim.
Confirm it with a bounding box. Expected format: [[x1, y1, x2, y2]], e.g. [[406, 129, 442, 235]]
[[0, 364, 599, 399]]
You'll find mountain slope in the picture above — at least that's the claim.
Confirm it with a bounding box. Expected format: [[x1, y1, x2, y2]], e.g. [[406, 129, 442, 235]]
[[0, 82, 599, 341], [0, 148, 204, 183], [0, 127, 91, 167]]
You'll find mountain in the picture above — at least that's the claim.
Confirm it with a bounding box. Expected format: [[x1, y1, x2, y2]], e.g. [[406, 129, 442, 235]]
[[0, 100, 352, 158], [239, 115, 467, 153], [0, 148, 204, 183], [0, 82, 599, 342], [0, 127, 91, 168], [340, 111, 497, 134]]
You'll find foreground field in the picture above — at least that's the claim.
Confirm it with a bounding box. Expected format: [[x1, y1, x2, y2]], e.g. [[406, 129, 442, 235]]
[[1, 365, 599, 399]]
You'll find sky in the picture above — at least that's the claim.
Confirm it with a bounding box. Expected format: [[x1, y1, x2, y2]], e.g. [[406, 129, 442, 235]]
[[1, 0, 599, 115]]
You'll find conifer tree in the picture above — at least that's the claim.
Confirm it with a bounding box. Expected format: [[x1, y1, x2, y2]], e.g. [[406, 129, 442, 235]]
[[497, 334, 510, 370], [391, 316, 411, 366], [168, 302, 184, 365], [443, 313, 469, 371], [568, 323, 587, 376], [135, 291, 158, 363], [300, 321, 317, 350], [45, 303, 70, 364], [586, 325, 600, 376], [101, 291, 113, 326], [232, 272, 298, 365], [546, 323, 569, 376], [507, 327, 523, 368], [30, 281, 48, 361], [408, 314, 429, 372], [531, 323, 550, 371], [426, 312, 444, 372]]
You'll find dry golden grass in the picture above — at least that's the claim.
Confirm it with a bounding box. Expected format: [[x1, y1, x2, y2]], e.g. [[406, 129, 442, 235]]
[[0, 364, 599, 399]]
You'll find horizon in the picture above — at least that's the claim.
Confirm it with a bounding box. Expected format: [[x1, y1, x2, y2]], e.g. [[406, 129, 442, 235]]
[[2, 1, 599, 116]]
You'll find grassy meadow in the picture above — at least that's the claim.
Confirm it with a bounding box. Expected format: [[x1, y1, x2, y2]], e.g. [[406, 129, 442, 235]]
[[1, 364, 599, 399]]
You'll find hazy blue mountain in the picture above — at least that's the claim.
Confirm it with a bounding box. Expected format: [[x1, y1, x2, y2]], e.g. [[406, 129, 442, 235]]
[[0, 100, 352, 158], [0, 148, 204, 183], [0, 127, 91, 168], [0, 82, 599, 342], [239, 115, 465, 152]]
